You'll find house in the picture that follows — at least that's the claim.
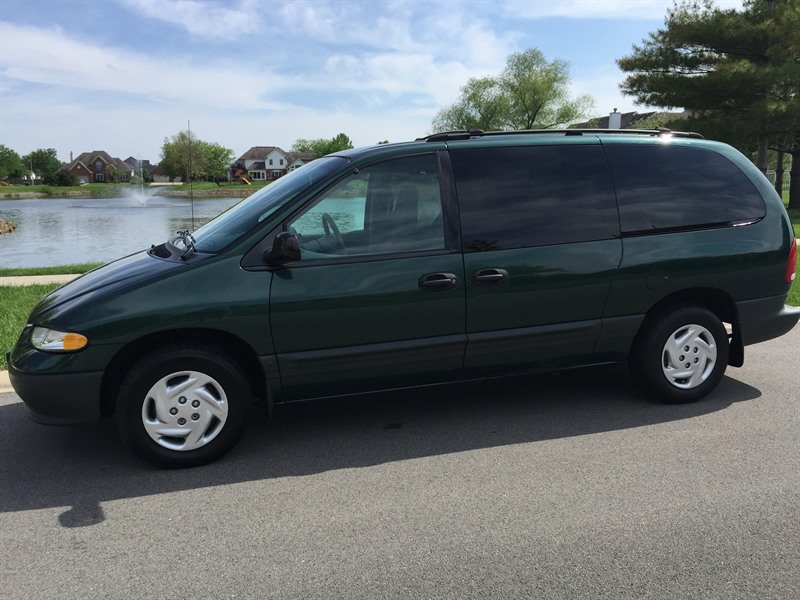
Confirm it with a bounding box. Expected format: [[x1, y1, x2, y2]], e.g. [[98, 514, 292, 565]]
[[573, 109, 689, 130], [231, 147, 315, 182], [123, 157, 156, 180], [66, 151, 134, 184]]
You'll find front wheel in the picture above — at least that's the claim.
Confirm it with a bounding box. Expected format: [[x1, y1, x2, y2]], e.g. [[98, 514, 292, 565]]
[[116, 344, 250, 468], [631, 306, 729, 404]]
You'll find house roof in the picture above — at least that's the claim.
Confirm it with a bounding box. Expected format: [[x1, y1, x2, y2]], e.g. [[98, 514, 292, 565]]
[[68, 150, 132, 173], [124, 157, 155, 171], [237, 146, 281, 162], [248, 162, 266, 171]]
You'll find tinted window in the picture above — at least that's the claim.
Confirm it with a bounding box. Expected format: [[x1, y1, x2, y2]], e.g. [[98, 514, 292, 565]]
[[604, 144, 766, 233], [451, 145, 619, 252]]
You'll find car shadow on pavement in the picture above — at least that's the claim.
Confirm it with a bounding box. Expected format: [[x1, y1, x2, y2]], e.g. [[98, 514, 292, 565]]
[[0, 365, 761, 526]]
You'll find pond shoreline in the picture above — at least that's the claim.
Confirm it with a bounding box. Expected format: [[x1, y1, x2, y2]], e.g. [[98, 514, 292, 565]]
[[0, 188, 256, 200]]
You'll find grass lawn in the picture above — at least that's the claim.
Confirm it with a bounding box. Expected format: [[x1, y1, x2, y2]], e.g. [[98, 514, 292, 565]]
[[0, 263, 103, 277], [0, 284, 60, 369], [0, 183, 132, 198]]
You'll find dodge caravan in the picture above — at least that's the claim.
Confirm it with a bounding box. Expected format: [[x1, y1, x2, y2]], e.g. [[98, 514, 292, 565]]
[[8, 129, 799, 468]]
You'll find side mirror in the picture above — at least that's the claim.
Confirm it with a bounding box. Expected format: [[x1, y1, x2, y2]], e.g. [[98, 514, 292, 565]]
[[264, 231, 301, 266]]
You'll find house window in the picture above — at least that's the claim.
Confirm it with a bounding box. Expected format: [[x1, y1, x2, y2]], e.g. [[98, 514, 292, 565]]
[[269, 159, 273, 166], [95, 173, 105, 182], [280, 159, 284, 166], [272, 170, 281, 178], [95, 161, 103, 171]]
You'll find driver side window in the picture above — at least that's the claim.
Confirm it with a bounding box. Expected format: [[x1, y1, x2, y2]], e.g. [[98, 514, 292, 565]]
[[288, 154, 445, 260]]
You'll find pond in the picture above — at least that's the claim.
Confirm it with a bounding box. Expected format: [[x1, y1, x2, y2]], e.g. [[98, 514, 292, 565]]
[[0, 195, 242, 268]]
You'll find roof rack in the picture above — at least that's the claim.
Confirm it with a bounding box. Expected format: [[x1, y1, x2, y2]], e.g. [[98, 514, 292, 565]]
[[417, 128, 704, 142]]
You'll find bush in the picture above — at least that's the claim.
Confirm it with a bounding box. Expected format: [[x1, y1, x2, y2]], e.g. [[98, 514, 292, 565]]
[[54, 169, 78, 187]]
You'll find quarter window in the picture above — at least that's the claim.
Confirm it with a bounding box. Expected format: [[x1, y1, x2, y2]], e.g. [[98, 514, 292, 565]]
[[604, 144, 766, 233], [451, 145, 619, 251]]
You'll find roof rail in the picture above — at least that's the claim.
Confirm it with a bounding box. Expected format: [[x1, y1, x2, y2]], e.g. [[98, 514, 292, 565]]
[[417, 128, 704, 142]]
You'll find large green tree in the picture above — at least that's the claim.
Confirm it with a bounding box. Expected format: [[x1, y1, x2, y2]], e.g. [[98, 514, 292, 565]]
[[432, 48, 594, 132], [159, 130, 233, 183], [292, 133, 354, 157], [617, 0, 800, 207], [202, 141, 235, 183], [160, 130, 203, 182], [22, 148, 62, 185], [0, 145, 25, 181]]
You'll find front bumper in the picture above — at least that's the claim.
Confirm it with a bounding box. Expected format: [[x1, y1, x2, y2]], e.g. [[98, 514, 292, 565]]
[[8, 362, 104, 425]]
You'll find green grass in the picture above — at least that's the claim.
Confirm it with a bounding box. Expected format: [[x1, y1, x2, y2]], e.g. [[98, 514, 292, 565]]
[[0, 263, 103, 277], [164, 181, 268, 192], [0, 284, 61, 369], [0, 183, 133, 198]]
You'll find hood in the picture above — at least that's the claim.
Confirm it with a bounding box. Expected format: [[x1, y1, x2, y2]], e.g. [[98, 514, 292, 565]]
[[29, 250, 182, 323]]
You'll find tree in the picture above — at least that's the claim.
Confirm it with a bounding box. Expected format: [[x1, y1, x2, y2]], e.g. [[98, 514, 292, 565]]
[[0, 145, 25, 181], [201, 141, 235, 183], [432, 48, 594, 132], [617, 0, 800, 207], [160, 130, 206, 182], [54, 168, 78, 187], [432, 76, 511, 132], [500, 50, 595, 129], [23, 148, 62, 185], [292, 133, 354, 157]]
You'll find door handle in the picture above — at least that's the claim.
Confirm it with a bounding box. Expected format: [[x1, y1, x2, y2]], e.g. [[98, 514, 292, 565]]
[[472, 268, 509, 287], [419, 272, 458, 292]]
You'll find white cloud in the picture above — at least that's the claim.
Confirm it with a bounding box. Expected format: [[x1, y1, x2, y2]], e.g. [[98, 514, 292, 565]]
[[0, 22, 282, 109], [119, 0, 262, 40]]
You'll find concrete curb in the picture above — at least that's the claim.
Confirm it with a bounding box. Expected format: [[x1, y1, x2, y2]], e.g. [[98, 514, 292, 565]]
[[0, 274, 80, 287], [0, 370, 11, 394]]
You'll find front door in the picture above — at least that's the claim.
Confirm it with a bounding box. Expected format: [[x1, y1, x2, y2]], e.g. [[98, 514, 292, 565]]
[[269, 153, 466, 400]]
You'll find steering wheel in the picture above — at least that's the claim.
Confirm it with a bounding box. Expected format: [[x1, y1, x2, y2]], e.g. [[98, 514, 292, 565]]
[[321, 213, 345, 251]]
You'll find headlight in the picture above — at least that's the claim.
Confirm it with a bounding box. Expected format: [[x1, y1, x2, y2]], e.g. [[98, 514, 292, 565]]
[[31, 327, 88, 352]]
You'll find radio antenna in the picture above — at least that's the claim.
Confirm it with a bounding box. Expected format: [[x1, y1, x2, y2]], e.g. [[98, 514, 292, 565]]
[[188, 119, 195, 230]]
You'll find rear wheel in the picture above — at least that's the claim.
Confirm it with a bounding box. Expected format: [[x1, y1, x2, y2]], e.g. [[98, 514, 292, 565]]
[[631, 306, 729, 404], [116, 344, 250, 468]]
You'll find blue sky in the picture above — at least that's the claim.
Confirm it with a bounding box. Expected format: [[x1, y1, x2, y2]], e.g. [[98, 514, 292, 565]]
[[0, 0, 743, 164]]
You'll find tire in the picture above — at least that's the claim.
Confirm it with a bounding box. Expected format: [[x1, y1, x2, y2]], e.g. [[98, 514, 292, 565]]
[[630, 305, 729, 404], [116, 344, 250, 468]]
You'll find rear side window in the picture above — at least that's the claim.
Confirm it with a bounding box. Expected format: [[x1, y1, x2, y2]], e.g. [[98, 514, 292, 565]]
[[604, 145, 766, 234], [450, 145, 619, 252]]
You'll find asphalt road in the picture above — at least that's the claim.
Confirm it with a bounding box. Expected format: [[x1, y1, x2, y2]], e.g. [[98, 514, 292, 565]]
[[2, 326, 798, 599]]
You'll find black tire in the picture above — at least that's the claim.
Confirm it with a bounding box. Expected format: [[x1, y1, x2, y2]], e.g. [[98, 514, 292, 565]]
[[630, 305, 729, 404], [116, 344, 250, 468]]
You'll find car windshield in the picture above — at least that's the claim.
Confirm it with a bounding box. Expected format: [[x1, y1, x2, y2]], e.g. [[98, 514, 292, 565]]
[[191, 156, 348, 253]]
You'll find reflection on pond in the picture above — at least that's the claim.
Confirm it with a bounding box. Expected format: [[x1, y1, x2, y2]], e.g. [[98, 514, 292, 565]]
[[0, 196, 241, 268]]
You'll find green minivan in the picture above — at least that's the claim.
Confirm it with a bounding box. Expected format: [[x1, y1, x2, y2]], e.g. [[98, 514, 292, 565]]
[[8, 129, 799, 468]]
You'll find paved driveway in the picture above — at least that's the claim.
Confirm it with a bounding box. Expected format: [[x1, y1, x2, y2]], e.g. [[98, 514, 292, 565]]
[[1, 325, 798, 599]]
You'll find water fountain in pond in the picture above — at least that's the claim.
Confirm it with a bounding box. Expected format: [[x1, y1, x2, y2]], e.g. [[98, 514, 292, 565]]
[[122, 156, 159, 206]]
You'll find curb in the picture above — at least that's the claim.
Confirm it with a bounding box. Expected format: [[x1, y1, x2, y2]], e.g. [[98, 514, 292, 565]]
[[0, 274, 80, 287], [0, 370, 11, 394]]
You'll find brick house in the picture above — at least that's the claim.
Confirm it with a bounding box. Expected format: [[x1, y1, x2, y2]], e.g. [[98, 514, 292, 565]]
[[66, 151, 134, 184]]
